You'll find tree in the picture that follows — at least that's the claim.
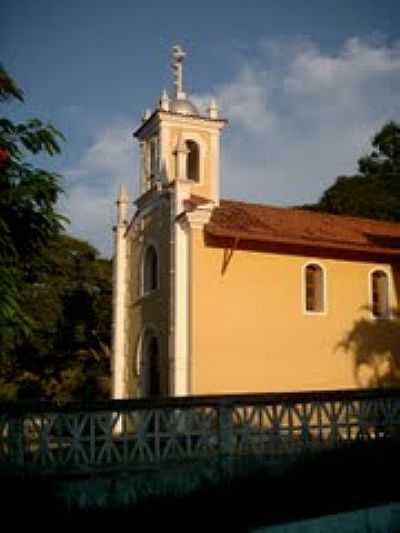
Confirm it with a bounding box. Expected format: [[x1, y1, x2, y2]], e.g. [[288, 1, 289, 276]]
[[0, 64, 66, 356], [0, 66, 112, 401], [0, 233, 112, 401], [314, 121, 400, 221]]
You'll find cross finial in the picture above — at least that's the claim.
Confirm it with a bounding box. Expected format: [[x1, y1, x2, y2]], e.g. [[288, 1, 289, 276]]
[[171, 44, 186, 99]]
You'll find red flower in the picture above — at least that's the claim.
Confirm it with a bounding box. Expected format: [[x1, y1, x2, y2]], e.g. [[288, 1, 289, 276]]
[[0, 148, 10, 168]]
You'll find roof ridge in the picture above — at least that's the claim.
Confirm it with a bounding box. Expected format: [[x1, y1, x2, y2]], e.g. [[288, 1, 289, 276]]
[[219, 198, 400, 229]]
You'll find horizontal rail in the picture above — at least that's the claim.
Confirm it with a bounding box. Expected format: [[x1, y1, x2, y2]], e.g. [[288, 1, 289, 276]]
[[1, 387, 400, 415], [1, 388, 400, 475]]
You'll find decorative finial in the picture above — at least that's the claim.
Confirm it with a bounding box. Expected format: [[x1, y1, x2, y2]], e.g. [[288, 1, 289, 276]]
[[143, 108, 151, 122], [208, 97, 219, 119], [160, 89, 170, 111], [117, 184, 129, 203], [171, 45, 187, 100]]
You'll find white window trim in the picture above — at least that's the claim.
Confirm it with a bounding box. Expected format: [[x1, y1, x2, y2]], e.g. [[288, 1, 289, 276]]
[[140, 241, 160, 298], [302, 261, 327, 316], [176, 131, 206, 185], [368, 267, 393, 320]]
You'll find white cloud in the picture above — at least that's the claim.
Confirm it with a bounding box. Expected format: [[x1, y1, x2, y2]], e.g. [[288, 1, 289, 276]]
[[215, 36, 400, 206], [61, 36, 400, 256], [217, 66, 275, 135], [65, 121, 137, 182], [61, 185, 115, 256], [60, 120, 137, 257]]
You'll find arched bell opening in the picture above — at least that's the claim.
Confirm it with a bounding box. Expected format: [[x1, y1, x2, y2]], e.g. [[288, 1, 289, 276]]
[[186, 140, 200, 182]]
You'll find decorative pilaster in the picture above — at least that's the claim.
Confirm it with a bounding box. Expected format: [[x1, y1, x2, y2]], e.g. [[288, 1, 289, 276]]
[[112, 186, 129, 400], [160, 89, 170, 111], [174, 135, 190, 181], [208, 97, 219, 119]]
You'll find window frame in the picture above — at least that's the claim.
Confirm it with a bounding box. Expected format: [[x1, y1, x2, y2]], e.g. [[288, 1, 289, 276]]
[[369, 267, 391, 320], [140, 242, 159, 297], [302, 261, 327, 316]]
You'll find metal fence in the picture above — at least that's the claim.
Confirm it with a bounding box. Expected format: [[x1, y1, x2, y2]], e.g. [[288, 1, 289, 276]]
[[1, 388, 400, 475]]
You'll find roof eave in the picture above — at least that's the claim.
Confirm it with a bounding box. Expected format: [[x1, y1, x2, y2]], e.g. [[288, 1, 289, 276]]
[[205, 225, 400, 261]]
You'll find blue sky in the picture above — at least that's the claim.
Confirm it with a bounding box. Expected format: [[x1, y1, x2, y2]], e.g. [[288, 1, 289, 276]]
[[2, 1, 400, 256]]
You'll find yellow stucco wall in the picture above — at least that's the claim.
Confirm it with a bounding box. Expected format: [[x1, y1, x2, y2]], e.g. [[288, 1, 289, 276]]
[[190, 229, 400, 394], [126, 200, 171, 397]]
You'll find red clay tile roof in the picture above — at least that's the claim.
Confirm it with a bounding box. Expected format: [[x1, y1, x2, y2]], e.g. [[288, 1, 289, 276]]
[[205, 199, 400, 259]]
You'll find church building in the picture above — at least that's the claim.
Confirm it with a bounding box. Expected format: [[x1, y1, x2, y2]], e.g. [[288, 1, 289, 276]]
[[112, 46, 400, 400]]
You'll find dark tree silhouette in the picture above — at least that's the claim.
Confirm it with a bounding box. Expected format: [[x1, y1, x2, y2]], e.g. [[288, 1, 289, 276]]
[[312, 121, 400, 222], [338, 306, 400, 388]]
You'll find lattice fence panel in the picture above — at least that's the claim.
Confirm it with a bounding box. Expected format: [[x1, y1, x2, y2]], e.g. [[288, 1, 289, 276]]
[[2, 391, 400, 473]]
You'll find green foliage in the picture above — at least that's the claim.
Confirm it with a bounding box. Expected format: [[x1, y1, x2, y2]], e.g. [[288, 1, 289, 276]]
[[0, 65, 112, 401], [315, 121, 400, 221], [0, 64, 23, 102], [0, 64, 66, 351], [0, 234, 112, 401]]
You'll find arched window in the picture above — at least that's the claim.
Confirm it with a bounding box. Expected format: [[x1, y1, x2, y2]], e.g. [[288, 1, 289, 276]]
[[140, 331, 162, 398], [143, 245, 158, 294], [186, 140, 200, 182], [371, 270, 389, 318], [147, 336, 161, 397], [305, 264, 324, 313]]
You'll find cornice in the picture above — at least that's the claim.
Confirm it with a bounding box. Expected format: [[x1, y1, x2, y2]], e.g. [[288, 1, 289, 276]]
[[134, 110, 227, 139]]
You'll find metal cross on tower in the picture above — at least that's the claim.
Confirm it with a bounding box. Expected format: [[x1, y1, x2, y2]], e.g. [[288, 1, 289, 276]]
[[171, 45, 186, 99]]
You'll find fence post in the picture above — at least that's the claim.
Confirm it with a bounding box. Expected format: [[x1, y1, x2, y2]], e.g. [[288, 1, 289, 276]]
[[8, 415, 24, 468], [218, 403, 234, 482]]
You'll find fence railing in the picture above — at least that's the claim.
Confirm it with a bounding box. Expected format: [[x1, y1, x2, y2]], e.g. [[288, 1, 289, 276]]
[[1, 388, 400, 475]]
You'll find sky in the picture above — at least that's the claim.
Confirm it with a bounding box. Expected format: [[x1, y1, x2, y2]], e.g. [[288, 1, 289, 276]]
[[2, 0, 400, 257]]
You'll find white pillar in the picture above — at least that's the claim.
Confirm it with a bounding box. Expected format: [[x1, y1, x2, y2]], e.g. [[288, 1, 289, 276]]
[[160, 89, 170, 111], [174, 217, 190, 396], [170, 181, 191, 397], [175, 135, 189, 181], [209, 131, 220, 205], [112, 186, 129, 399], [208, 97, 219, 119]]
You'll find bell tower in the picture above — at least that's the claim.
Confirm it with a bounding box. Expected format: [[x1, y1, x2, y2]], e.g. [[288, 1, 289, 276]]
[[112, 46, 226, 401], [134, 45, 226, 205]]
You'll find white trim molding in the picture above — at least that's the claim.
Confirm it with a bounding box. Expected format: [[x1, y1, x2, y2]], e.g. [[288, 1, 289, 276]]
[[111, 221, 128, 399], [185, 207, 213, 229], [173, 215, 190, 396], [368, 266, 393, 320]]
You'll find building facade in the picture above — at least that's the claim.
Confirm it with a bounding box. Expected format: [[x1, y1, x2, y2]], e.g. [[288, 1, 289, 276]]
[[112, 46, 400, 399]]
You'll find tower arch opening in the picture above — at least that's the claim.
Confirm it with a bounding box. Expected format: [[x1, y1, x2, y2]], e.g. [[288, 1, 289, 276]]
[[186, 140, 200, 182], [140, 329, 163, 398], [142, 244, 158, 294]]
